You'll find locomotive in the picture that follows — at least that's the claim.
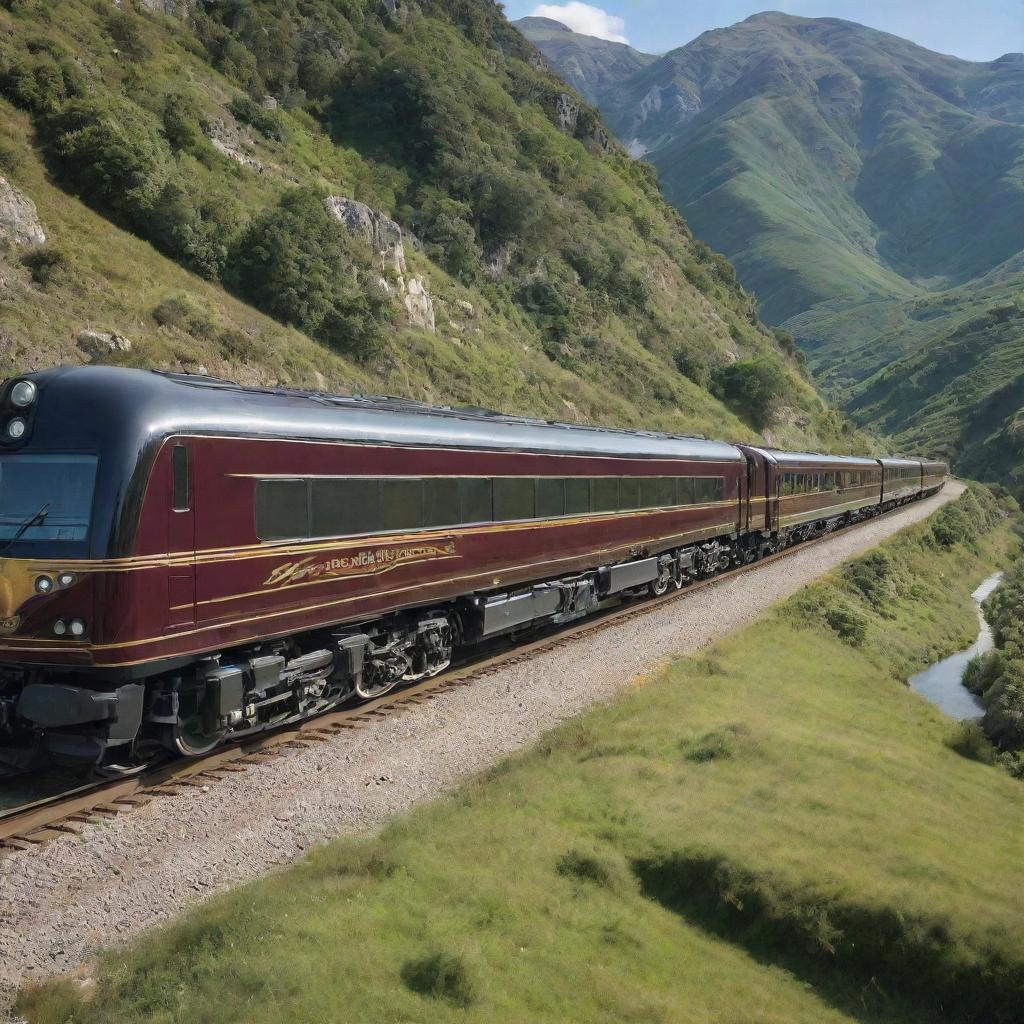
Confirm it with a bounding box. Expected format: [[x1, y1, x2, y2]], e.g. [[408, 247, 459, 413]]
[[0, 367, 947, 770]]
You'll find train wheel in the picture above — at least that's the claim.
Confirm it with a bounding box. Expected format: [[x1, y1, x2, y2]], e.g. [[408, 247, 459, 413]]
[[169, 714, 226, 758], [166, 681, 227, 757], [354, 659, 404, 701], [648, 572, 671, 597]]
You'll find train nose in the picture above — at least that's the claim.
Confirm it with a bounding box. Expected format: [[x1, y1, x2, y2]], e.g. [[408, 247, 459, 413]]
[[0, 560, 37, 620]]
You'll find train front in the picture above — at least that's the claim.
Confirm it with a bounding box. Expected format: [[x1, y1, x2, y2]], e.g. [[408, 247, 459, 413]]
[[0, 368, 138, 771]]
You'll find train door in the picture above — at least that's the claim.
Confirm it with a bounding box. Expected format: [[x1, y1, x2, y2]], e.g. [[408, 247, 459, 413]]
[[167, 441, 196, 630]]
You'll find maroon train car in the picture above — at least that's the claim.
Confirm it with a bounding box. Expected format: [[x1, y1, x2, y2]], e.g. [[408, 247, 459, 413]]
[[737, 447, 885, 544], [0, 367, 756, 766]]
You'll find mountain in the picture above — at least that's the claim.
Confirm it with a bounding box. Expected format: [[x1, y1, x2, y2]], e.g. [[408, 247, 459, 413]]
[[521, 12, 1024, 494], [0, 0, 859, 455], [513, 17, 655, 109]]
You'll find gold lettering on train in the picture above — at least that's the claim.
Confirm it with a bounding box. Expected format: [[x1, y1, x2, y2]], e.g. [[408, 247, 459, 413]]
[[262, 540, 458, 589]]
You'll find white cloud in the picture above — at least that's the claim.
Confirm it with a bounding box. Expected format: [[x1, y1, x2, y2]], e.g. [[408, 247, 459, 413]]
[[530, 3, 630, 44]]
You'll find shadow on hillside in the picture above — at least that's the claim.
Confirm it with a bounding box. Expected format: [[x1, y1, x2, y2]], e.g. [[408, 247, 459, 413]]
[[633, 849, 1024, 1024]]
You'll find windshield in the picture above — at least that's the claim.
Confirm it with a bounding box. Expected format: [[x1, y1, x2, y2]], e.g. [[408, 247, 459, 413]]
[[0, 453, 98, 542]]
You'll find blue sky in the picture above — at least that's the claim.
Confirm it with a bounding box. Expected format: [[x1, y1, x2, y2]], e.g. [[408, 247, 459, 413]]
[[504, 1, 1024, 61]]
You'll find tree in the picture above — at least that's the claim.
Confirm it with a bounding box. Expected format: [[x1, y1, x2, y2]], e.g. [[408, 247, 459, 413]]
[[228, 187, 391, 360]]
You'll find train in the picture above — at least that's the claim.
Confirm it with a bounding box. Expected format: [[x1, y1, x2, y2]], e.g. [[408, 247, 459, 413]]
[[0, 367, 947, 770]]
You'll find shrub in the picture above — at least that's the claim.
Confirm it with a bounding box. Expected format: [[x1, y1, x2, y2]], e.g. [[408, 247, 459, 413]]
[[400, 952, 475, 1007], [711, 356, 789, 431], [963, 650, 1003, 696], [153, 294, 217, 338], [824, 603, 868, 646], [227, 187, 391, 361], [229, 94, 285, 141], [557, 848, 612, 885], [105, 11, 150, 61], [0, 137, 24, 175], [48, 96, 169, 215], [844, 550, 898, 605], [982, 674, 1024, 750], [680, 725, 748, 762], [20, 244, 69, 288], [162, 90, 207, 154], [945, 721, 997, 764]]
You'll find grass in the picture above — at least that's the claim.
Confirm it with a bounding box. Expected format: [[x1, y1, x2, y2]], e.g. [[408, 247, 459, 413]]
[[16, 494, 1024, 1024]]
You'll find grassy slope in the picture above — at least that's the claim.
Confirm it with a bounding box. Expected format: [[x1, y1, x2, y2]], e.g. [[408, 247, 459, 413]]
[[0, 0, 863, 453], [19, 494, 1024, 1024], [791, 258, 1024, 494]]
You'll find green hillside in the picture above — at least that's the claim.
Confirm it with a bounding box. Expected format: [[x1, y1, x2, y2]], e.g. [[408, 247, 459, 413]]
[[0, 0, 859, 453], [521, 12, 1024, 493]]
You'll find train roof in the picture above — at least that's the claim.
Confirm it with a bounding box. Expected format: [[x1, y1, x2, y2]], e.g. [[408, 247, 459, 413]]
[[741, 446, 881, 469], [22, 366, 745, 463]]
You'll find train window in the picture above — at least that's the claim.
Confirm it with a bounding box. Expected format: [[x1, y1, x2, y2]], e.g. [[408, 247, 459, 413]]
[[535, 477, 565, 519], [694, 477, 724, 504], [380, 479, 423, 532], [423, 478, 460, 528], [564, 477, 590, 515], [673, 477, 695, 506], [494, 477, 535, 522], [256, 479, 308, 541], [172, 445, 190, 511], [640, 477, 672, 508], [591, 477, 618, 513], [460, 478, 492, 524], [619, 476, 641, 511], [311, 478, 378, 537]]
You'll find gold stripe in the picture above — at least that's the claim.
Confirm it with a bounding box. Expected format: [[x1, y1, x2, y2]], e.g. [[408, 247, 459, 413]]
[[6, 519, 739, 661]]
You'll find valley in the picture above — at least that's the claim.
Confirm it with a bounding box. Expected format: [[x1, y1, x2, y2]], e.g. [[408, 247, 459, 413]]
[[521, 11, 1024, 496]]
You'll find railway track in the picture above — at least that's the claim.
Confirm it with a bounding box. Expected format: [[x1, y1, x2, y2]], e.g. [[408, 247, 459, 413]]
[[0, 501, 930, 854]]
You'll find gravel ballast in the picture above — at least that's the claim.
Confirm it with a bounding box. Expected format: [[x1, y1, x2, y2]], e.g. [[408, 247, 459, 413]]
[[0, 484, 963, 1013]]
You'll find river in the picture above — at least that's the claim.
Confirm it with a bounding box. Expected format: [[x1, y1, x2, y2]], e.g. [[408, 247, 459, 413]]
[[908, 573, 1003, 721]]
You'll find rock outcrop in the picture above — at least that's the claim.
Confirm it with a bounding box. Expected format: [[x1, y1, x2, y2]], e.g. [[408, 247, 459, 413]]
[[207, 118, 265, 172], [556, 93, 580, 132], [0, 177, 45, 246], [323, 196, 407, 277], [76, 329, 132, 362], [138, 0, 193, 15], [324, 195, 436, 332], [403, 277, 435, 332]]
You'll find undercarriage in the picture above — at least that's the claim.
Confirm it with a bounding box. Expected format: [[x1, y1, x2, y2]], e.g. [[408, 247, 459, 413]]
[[0, 538, 745, 772]]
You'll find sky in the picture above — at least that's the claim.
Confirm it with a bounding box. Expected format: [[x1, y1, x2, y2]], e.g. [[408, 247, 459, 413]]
[[504, 0, 1024, 61]]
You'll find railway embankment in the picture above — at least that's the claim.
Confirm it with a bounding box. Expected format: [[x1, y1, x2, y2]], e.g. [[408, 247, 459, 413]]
[[7, 483, 1024, 1023]]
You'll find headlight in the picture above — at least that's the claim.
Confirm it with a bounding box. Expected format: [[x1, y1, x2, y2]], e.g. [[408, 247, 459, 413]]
[[53, 619, 67, 636], [57, 572, 76, 588], [69, 618, 86, 637], [9, 380, 36, 408], [35, 575, 53, 594], [6, 418, 26, 440]]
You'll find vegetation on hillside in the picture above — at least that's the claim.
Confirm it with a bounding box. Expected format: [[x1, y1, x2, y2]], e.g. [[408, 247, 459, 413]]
[[0, 0, 861, 452], [961, 556, 1024, 766], [522, 12, 1024, 493], [18, 491, 1024, 1024]]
